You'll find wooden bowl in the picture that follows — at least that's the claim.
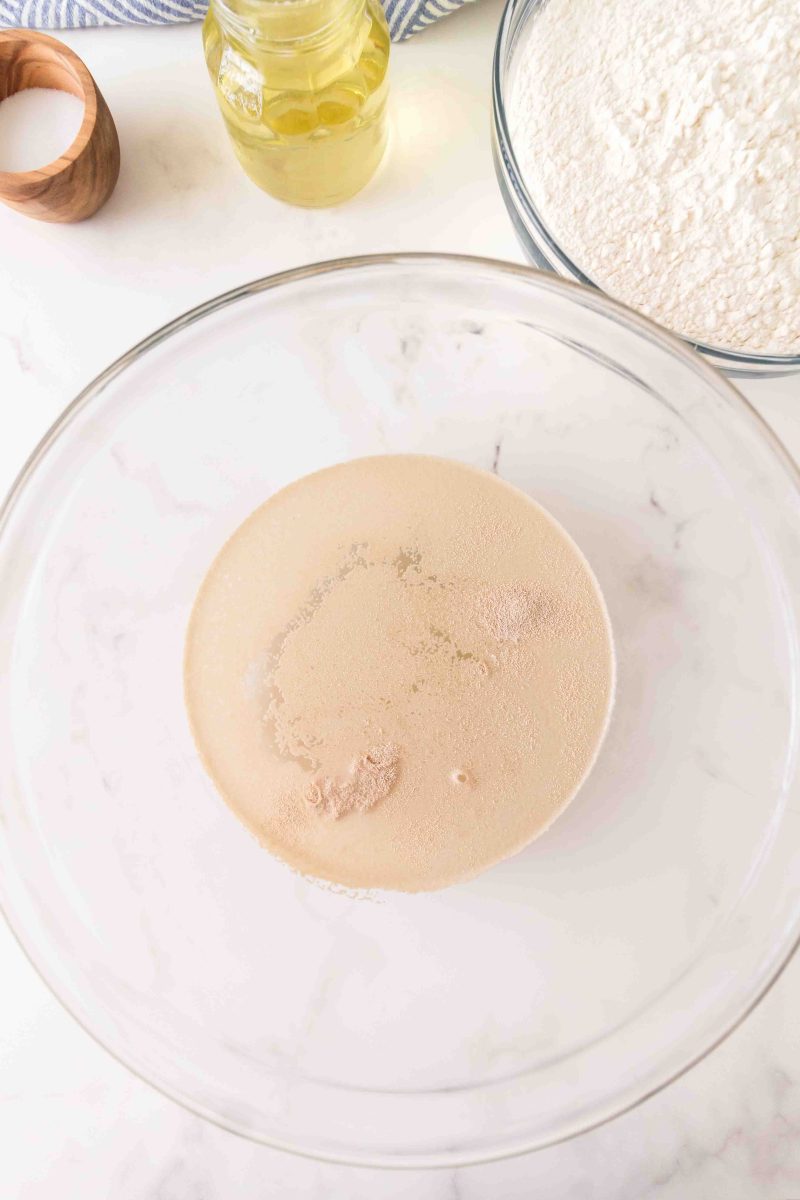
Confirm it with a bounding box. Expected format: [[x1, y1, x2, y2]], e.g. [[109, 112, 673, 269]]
[[0, 30, 120, 223]]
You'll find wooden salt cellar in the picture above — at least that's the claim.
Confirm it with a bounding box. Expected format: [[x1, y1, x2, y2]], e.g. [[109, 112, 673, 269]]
[[0, 30, 120, 222]]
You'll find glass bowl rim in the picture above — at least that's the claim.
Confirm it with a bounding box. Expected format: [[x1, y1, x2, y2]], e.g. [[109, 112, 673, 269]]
[[491, 0, 800, 375], [1, 252, 800, 1169]]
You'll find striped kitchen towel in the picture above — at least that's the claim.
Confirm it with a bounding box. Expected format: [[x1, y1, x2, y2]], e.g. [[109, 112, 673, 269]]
[[0, 0, 473, 38]]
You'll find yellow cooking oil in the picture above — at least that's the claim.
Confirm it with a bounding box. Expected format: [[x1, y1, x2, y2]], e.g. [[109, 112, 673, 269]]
[[203, 0, 390, 207]]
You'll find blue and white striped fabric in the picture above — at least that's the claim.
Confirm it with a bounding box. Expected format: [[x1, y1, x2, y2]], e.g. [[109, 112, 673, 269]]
[[384, 0, 470, 39], [0, 0, 205, 27], [0, 0, 472, 38]]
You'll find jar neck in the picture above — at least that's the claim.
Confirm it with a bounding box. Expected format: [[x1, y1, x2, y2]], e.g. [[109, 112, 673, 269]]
[[212, 0, 366, 52]]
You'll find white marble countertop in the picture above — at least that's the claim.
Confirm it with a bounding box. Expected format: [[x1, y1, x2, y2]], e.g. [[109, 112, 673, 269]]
[[1, 4, 800, 1196]]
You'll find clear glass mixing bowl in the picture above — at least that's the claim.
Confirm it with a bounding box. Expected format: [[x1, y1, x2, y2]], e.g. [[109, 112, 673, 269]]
[[1, 255, 799, 1167], [492, 0, 800, 378]]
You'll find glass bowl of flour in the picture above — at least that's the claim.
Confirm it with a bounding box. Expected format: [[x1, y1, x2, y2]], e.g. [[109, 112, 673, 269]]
[[1, 256, 799, 1167], [493, 0, 800, 376]]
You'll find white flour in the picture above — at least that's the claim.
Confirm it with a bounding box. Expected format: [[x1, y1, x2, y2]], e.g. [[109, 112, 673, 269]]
[[509, 0, 800, 355]]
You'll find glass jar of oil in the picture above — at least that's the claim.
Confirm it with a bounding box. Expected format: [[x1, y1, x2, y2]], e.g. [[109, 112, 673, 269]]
[[203, 0, 390, 207]]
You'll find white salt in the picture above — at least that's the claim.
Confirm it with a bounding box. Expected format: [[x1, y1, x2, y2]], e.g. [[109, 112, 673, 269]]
[[0, 88, 85, 174]]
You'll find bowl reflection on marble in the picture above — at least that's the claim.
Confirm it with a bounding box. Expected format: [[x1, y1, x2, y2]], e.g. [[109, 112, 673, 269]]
[[0, 255, 799, 1168]]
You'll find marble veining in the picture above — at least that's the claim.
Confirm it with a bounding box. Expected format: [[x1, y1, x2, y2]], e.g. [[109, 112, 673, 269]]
[[1, 11, 800, 1196], [2, 267, 796, 1170]]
